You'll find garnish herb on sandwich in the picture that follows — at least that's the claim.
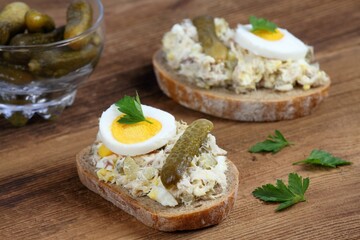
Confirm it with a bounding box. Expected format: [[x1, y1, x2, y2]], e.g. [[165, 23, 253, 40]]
[[249, 15, 277, 32], [253, 173, 310, 211], [293, 149, 351, 168], [249, 130, 292, 153], [115, 92, 152, 124]]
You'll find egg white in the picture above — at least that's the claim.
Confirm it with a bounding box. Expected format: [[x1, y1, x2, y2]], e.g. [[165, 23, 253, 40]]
[[234, 24, 308, 61], [99, 104, 176, 156]]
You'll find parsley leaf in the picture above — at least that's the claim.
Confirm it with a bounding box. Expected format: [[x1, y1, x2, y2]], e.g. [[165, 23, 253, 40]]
[[249, 15, 277, 32], [293, 150, 351, 168], [252, 173, 310, 211], [249, 130, 292, 153], [115, 92, 152, 124]]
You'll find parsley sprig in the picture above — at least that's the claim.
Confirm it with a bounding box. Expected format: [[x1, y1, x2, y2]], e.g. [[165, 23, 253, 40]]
[[249, 16, 278, 32], [293, 150, 351, 168], [253, 173, 310, 211], [249, 130, 292, 153], [115, 92, 152, 124]]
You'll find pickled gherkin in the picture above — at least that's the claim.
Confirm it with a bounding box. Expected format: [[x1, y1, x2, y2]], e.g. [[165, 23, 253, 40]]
[[28, 44, 99, 77], [5, 112, 30, 127], [64, 0, 93, 50], [25, 9, 55, 33], [9, 26, 65, 46], [0, 62, 34, 84], [3, 27, 65, 64], [160, 119, 214, 189], [192, 16, 228, 61], [0, 2, 30, 44]]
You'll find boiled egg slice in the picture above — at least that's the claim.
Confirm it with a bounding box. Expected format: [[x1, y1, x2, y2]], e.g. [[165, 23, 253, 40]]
[[99, 104, 176, 156], [148, 184, 178, 207], [235, 24, 308, 61]]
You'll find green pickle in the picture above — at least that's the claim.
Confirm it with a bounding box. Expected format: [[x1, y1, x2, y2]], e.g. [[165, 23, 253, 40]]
[[64, 0, 93, 50], [25, 9, 55, 33], [28, 44, 99, 77], [9, 26, 64, 46], [0, 2, 30, 44], [160, 119, 214, 189], [6, 112, 30, 127], [3, 27, 65, 64], [0, 62, 34, 84], [192, 16, 228, 61]]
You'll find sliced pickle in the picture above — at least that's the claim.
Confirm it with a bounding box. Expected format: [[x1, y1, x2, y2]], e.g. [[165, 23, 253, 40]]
[[160, 119, 213, 189], [192, 16, 228, 61]]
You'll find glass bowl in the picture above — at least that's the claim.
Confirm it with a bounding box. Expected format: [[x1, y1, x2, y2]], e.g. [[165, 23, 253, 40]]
[[0, 0, 104, 126]]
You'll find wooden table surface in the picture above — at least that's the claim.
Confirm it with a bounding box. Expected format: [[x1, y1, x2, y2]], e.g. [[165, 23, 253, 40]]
[[1, 0, 359, 239]]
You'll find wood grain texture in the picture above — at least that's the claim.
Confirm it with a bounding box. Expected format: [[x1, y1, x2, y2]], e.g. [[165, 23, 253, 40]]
[[0, 0, 359, 239]]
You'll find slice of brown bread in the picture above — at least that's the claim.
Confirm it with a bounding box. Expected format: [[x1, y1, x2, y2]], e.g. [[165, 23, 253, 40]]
[[153, 50, 330, 122], [76, 146, 239, 231]]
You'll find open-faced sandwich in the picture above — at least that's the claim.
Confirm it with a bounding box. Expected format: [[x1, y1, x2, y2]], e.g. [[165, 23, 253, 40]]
[[76, 93, 239, 231], [153, 16, 330, 121]]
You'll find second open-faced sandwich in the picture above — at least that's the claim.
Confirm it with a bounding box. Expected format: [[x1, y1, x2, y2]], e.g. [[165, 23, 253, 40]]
[[153, 16, 330, 121], [76, 93, 239, 231]]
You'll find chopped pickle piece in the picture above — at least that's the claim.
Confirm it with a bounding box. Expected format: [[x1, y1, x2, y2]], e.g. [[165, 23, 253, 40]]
[[303, 84, 311, 90], [200, 154, 217, 169], [181, 192, 194, 204], [97, 168, 114, 183], [192, 16, 228, 61], [123, 156, 139, 181], [160, 119, 213, 189], [143, 167, 157, 180]]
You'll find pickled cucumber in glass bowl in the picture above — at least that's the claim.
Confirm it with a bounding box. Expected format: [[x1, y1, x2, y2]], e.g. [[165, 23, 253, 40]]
[[0, 0, 104, 126]]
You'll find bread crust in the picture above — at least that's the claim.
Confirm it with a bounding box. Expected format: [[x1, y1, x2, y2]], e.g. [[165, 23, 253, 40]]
[[153, 50, 330, 122], [76, 146, 239, 231]]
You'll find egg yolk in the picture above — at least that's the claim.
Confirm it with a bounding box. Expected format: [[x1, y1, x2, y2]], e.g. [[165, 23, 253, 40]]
[[111, 116, 162, 144], [98, 144, 113, 157], [252, 29, 284, 41]]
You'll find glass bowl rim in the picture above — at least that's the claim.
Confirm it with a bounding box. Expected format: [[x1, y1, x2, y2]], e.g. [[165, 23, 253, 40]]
[[0, 0, 104, 50]]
